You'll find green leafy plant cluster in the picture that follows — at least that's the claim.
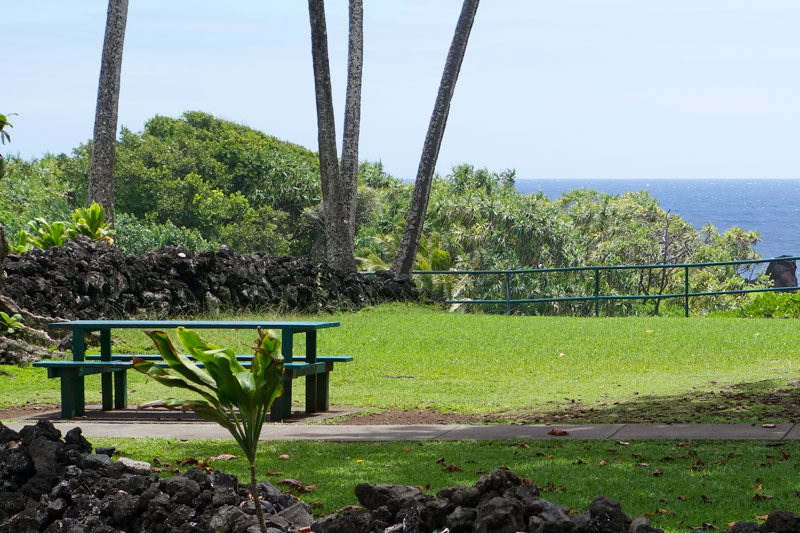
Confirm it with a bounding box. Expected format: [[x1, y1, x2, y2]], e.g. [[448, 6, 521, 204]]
[[56, 111, 320, 255], [134, 326, 285, 533], [720, 291, 800, 318], [9, 202, 114, 253], [0, 312, 23, 337]]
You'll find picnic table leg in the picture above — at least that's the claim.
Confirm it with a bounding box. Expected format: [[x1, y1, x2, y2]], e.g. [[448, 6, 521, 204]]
[[68, 330, 86, 417], [60, 375, 84, 418], [314, 370, 330, 411], [100, 329, 113, 410], [270, 377, 293, 421], [304, 331, 319, 413], [114, 370, 127, 409]]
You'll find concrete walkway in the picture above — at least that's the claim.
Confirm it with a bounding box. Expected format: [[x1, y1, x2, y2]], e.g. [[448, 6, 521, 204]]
[[4, 416, 800, 441]]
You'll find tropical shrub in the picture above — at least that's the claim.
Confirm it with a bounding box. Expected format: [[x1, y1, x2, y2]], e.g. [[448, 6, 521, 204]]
[[55, 111, 321, 255], [7, 204, 115, 253], [134, 327, 284, 533], [0, 155, 74, 239], [113, 213, 211, 255], [724, 292, 800, 318], [0, 312, 23, 337]]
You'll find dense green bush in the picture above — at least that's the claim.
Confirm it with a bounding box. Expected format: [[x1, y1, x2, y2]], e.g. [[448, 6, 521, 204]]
[[114, 213, 211, 255], [55, 111, 320, 255], [718, 292, 800, 318], [0, 156, 73, 237]]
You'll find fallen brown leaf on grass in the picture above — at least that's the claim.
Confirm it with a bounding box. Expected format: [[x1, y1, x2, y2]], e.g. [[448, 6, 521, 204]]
[[752, 494, 773, 501], [207, 453, 238, 462], [678, 495, 687, 501], [442, 464, 464, 472], [543, 481, 566, 493], [177, 457, 198, 466], [756, 515, 769, 521], [278, 454, 290, 461], [651, 469, 664, 477], [701, 494, 713, 504], [265, 471, 284, 476], [599, 460, 608, 466], [278, 479, 317, 493]]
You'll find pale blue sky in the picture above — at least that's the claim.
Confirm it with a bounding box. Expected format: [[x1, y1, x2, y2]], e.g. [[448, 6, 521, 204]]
[[3, 1, 800, 180]]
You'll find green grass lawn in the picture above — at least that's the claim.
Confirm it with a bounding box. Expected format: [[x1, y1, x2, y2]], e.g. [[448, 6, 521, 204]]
[[3, 302, 800, 422], [4, 303, 800, 532], [90, 436, 800, 533]]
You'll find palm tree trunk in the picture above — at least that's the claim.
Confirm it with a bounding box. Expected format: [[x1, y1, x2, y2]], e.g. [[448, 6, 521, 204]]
[[391, 0, 480, 276], [308, 0, 356, 273], [250, 462, 268, 533], [88, 0, 128, 228], [340, 0, 364, 250]]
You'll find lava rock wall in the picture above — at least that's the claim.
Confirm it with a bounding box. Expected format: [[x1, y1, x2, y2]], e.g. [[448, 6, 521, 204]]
[[2, 238, 418, 319]]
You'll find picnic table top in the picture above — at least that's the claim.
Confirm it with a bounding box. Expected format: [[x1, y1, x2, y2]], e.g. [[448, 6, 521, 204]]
[[48, 320, 340, 331]]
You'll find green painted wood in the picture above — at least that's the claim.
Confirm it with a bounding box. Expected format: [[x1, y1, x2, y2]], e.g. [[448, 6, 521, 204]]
[[48, 320, 340, 331], [87, 354, 353, 363], [40, 320, 341, 421], [315, 371, 330, 411], [114, 370, 127, 409], [271, 379, 292, 421]]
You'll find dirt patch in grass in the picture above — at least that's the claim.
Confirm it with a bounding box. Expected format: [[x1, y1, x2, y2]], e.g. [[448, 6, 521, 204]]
[[329, 379, 800, 425], [0, 403, 60, 421]]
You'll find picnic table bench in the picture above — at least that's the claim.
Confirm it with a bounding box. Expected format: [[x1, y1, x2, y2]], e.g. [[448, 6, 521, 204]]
[[33, 320, 351, 421]]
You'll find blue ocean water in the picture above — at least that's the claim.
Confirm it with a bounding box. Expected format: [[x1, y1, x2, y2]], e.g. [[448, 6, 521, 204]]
[[516, 179, 800, 261]]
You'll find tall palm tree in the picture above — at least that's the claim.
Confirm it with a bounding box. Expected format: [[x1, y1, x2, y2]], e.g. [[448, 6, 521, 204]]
[[307, 0, 363, 273], [340, 0, 364, 255], [391, 0, 480, 277], [87, 0, 129, 227]]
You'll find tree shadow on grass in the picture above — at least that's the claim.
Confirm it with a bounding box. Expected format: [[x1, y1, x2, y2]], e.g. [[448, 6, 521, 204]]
[[501, 378, 800, 424]]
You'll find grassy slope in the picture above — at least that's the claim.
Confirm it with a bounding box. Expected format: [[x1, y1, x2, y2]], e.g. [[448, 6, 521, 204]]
[[3, 303, 800, 422], [92, 437, 800, 533]]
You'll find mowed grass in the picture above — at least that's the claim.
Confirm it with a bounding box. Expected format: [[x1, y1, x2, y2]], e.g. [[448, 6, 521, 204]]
[[91, 437, 800, 533], [2, 302, 800, 421]]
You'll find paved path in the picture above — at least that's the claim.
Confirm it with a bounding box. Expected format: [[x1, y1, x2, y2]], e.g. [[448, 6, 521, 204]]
[[4, 420, 800, 441]]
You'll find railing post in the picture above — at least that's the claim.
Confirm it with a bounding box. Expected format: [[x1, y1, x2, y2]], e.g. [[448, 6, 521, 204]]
[[504, 272, 511, 315], [684, 265, 690, 317], [594, 268, 600, 317]]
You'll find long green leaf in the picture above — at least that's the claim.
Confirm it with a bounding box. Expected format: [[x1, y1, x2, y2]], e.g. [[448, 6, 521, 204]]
[[133, 358, 222, 409], [145, 330, 217, 390]]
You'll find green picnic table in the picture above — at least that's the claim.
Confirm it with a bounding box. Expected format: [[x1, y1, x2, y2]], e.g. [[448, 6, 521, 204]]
[[34, 320, 350, 421]]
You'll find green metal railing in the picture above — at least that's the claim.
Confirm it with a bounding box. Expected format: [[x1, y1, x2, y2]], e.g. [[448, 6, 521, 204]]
[[404, 256, 800, 317]]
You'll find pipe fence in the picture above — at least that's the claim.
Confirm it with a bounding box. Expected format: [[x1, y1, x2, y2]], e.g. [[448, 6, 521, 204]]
[[381, 256, 800, 317]]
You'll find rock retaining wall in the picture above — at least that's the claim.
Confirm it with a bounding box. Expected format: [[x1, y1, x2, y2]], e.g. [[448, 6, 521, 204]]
[[2, 238, 417, 320]]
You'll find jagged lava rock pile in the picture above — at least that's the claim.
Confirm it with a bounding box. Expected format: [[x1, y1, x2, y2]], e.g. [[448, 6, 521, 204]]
[[3, 421, 800, 533], [1, 420, 316, 532], [2, 238, 417, 319]]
